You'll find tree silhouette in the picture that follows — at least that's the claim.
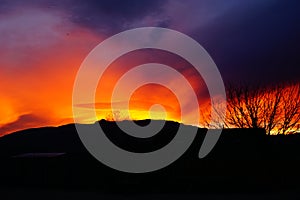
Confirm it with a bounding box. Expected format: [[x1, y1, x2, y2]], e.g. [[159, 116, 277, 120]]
[[203, 82, 300, 135], [105, 110, 121, 121], [277, 83, 300, 134]]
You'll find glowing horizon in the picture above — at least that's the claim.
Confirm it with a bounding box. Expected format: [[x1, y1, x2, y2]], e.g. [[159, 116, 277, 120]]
[[0, 1, 299, 136]]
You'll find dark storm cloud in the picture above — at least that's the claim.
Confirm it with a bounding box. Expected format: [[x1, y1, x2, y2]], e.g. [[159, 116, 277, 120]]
[[0, 0, 299, 84], [187, 1, 300, 84], [0, 0, 168, 35], [62, 0, 299, 84], [67, 0, 166, 33]]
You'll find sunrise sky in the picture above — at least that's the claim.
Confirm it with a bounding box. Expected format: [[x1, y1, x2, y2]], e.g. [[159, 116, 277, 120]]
[[0, 0, 299, 136]]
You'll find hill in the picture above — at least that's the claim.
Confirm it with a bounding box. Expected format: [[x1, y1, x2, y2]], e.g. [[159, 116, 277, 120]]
[[0, 120, 300, 194]]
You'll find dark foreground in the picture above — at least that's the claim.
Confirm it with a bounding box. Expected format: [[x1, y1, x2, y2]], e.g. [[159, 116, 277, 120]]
[[0, 120, 300, 199]]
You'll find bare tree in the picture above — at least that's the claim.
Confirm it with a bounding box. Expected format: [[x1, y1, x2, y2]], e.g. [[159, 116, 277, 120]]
[[105, 110, 122, 121], [260, 85, 283, 134], [201, 99, 228, 129], [202, 82, 300, 135], [225, 83, 265, 129], [277, 83, 300, 134]]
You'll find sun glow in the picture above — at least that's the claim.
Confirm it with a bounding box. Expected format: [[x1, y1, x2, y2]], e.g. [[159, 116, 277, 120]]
[[88, 85, 182, 123]]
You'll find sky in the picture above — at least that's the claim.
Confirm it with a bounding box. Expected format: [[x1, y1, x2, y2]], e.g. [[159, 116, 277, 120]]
[[0, 0, 299, 135]]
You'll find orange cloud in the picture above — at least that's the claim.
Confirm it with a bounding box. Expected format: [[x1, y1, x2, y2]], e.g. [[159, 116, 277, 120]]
[[0, 9, 102, 136]]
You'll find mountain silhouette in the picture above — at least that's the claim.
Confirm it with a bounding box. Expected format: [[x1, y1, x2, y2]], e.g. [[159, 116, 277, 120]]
[[0, 120, 300, 194]]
